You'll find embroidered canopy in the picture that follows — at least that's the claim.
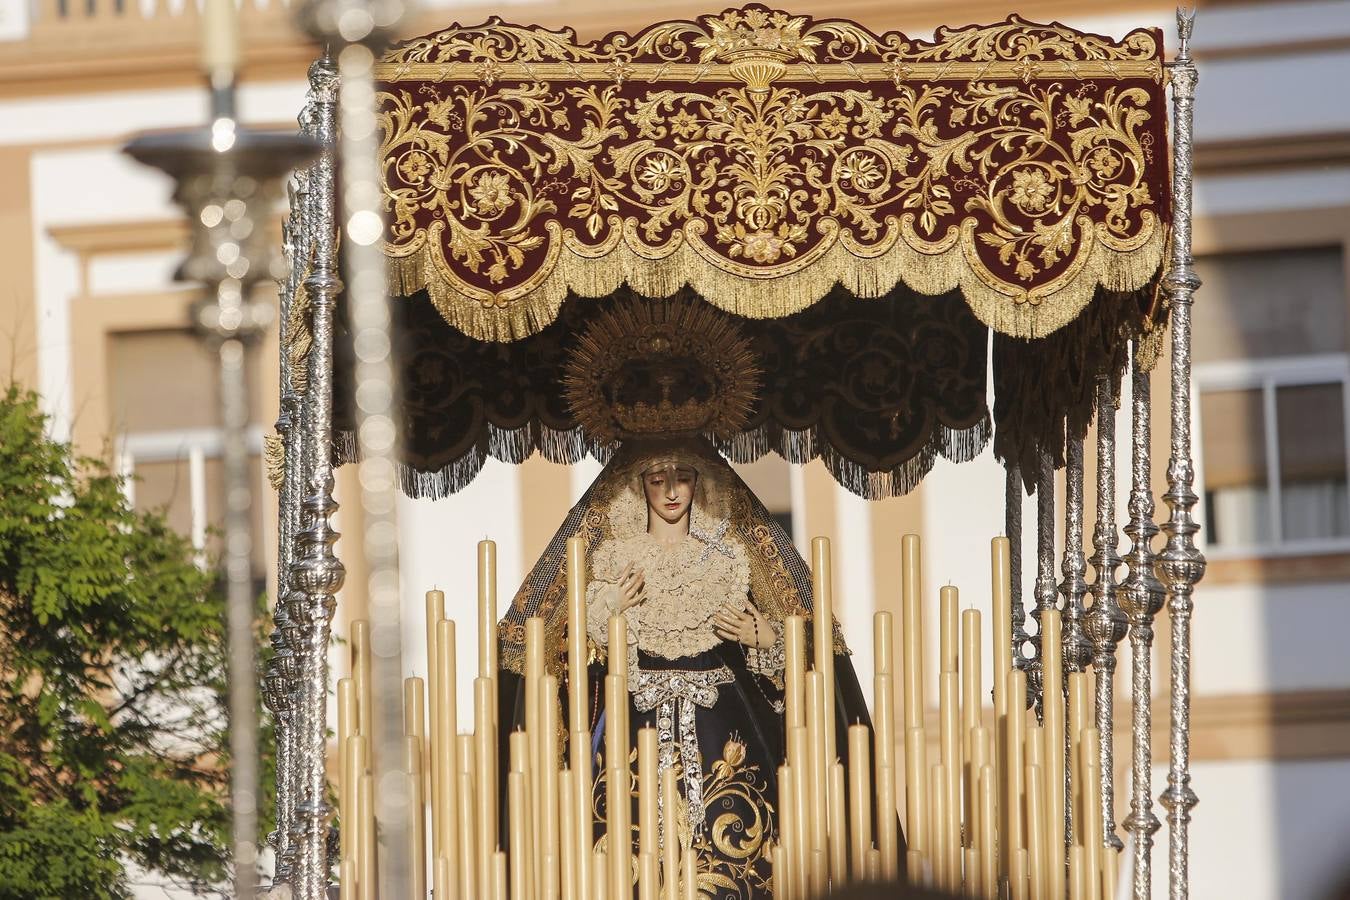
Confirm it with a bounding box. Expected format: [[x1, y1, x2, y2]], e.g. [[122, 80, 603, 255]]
[[338, 7, 1173, 498], [375, 6, 1169, 342]]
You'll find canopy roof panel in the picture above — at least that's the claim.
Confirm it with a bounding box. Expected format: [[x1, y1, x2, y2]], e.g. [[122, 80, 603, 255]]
[[375, 6, 1171, 343]]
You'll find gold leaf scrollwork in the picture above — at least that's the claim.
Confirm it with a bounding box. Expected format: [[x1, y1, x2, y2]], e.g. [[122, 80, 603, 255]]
[[377, 7, 1168, 343]]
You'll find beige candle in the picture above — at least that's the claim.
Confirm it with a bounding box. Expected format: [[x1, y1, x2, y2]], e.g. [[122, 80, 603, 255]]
[[1067, 670, 1090, 858], [571, 729, 592, 900], [1080, 729, 1103, 900], [662, 767, 680, 900], [337, 678, 356, 863], [605, 675, 631, 900], [1068, 847, 1085, 900], [785, 615, 806, 729], [495, 851, 509, 900], [525, 617, 546, 894], [990, 538, 1012, 719], [1026, 762, 1047, 900], [681, 844, 697, 900], [873, 611, 897, 769], [475, 676, 499, 890], [638, 728, 658, 859], [339, 858, 355, 900], [437, 618, 460, 878], [358, 771, 375, 900], [559, 768, 577, 900], [810, 538, 837, 774], [566, 535, 589, 739], [542, 674, 562, 900], [639, 852, 658, 900], [771, 843, 787, 899], [960, 608, 982, 844], [865, 847, 881, 883], [788, 726, 811, 894], [939, 586, 959, 675], [938, 670, 961, 878], [1006, 671, 1027, 862], [434, 858, 451, 900], [1101, 845, 1119, 900], [900, 535, 924, 731], [608, 614, 630, 752], [593, 850, 609, 900], [458, 735, 478, 900], [509, 767, 526, 900], [847, 724, 872, 877], [905, 725, 929, 860], [805, 671, 829, 867], [1011, 848, 1029, 900], [1040, 610, 1066, 900], [201, 0, 238, 82], [405, 735, 428, 899], [828, 760, 847, 883], [776, 765, 795, 900], [930, 763, 948, 890], [479, 540, 498, 678], [977, 765, 997, 899], [352, 620, 373, 740], [876, 761, 898, 881], [968, 729, 988, 896]]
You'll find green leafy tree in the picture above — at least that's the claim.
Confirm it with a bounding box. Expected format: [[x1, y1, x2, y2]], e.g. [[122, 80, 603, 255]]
[[0, 383, 273, 899]]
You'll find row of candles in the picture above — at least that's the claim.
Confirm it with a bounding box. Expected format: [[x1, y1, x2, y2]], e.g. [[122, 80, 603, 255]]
[[334, 535, 1121, 898]]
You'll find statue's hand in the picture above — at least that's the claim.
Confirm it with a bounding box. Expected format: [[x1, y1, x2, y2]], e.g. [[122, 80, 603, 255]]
[[616, 563, 646, 612], [713, 602, 775, 649]]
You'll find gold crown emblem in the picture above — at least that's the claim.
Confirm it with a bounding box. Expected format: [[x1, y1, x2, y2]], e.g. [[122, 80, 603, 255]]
[[563, 298, 762, 445]]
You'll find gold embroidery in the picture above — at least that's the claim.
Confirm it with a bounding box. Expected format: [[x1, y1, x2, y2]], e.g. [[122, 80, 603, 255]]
[[376, 8, 1168, 343]]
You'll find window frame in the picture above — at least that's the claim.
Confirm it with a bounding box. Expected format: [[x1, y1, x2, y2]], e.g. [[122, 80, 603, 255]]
[[1194, 352, 1350, 560]]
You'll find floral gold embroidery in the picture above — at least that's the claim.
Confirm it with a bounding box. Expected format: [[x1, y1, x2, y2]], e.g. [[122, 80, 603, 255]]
[[376, 7, 1168, 343]]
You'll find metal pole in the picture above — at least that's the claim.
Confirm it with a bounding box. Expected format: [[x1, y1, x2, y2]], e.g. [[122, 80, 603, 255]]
[[1086, 373, 1127, 852], [1029, 450, 1058, 721], [1157, 9, 1206, 899], [288, 52, 347, 900], [1120, 340, 1165, 899], [1059, 433, 1090, 848]]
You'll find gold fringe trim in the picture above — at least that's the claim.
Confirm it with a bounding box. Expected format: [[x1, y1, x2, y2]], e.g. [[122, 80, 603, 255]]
[[391, 216, 1168, 344]]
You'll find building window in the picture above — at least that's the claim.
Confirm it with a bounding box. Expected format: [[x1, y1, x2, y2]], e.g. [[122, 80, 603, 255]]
[[109, 329, 267, 577], [1193, 247, 1350, 555]]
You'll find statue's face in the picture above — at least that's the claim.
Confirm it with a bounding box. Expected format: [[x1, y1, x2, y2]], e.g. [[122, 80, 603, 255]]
[[641, 464, 697, 526]]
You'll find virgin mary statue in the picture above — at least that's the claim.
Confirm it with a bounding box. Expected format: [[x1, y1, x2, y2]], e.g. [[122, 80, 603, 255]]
[[495, 300, 886, 899]]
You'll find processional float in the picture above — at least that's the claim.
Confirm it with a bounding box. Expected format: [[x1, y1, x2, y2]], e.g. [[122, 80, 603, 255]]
[[127, 4, 1204, 900]]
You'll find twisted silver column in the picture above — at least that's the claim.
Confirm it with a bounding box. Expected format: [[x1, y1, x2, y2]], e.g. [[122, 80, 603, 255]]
[[1085, 374, 1127, 852], [287, 53, 346, 900], [1059, 433, 1090, 846], [1120, 341, 1165, 899], [1157, 10, 1206, 899], [1029, 450, 1058, 720], [265, 99, 319, 882]]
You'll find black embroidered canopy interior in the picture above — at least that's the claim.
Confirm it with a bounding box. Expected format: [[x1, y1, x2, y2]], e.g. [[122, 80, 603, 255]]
[[326, 5, 1170, 498]]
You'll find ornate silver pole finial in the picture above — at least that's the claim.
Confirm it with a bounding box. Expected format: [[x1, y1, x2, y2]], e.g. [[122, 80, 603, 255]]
[[1085, 373, 1128, 853], [1119, 340, 1166, 900], [125, 118, 317, 900], [1158, 8, 1205, 899]]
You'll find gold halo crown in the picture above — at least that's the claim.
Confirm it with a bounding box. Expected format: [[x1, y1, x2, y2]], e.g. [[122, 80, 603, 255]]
[[563, 298, 762, 444]]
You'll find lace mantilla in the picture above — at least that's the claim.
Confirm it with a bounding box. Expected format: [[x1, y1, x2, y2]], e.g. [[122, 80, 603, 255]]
[[586, 532, 751, 660]]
